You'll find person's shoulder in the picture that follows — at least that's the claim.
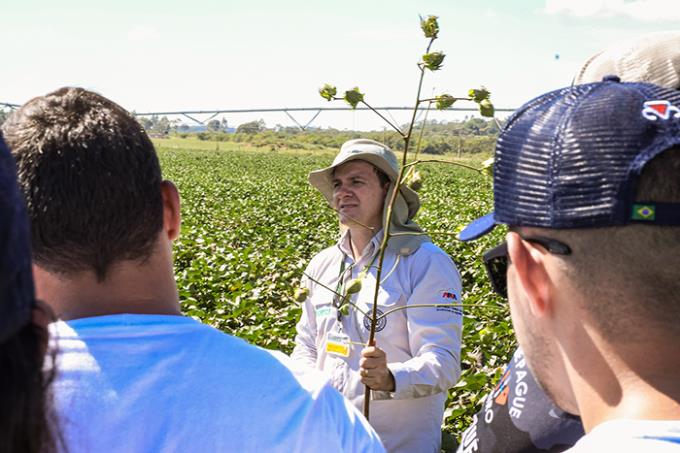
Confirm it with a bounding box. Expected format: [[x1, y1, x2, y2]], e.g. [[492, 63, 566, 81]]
[[268, 351, 385, 452], [410, 241, 459, 271], [414, 241, 450, 258], [570, 419, 680, 452], [305, 243, 342, 273]]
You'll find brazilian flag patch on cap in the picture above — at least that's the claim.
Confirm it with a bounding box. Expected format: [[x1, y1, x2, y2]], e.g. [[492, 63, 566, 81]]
[[632, 204, 656, 221]]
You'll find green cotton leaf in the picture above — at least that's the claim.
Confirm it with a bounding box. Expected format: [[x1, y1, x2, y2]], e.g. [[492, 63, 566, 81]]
[[422, 52, 445, 71], [405, 169, 423, 191], [343, 88, 364, 109], [345, 278, 362, 294], [293, 287, 309, 302], [481, 157, 494, 177], [479, 99, 495, 118], [435, 94, 456, 110], [319, 84, 337, 102], [419, 15, 439, 39], [468, 86, 491, 103]]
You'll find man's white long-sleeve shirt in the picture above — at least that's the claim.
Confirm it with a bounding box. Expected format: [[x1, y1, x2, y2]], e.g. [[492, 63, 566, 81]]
[[292, 231, 463, 453]]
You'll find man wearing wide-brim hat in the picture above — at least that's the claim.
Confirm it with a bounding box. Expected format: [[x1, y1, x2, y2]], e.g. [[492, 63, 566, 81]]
[[292, 138, 464, 453]]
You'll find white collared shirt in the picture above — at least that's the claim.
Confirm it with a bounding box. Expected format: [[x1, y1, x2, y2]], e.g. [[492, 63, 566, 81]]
[[292, 230, 463, 453]]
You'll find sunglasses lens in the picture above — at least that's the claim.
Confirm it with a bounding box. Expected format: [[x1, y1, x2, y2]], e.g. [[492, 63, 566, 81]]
[[486, 256, 508, 298], [483, 243, 509, 298]]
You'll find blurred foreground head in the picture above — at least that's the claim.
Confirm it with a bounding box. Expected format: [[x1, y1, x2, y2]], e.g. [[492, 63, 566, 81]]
[[574, 30, 680, 89], [2, 87, 164, 281], [461, 77, 680, 425], [0, 135, 57, 453]]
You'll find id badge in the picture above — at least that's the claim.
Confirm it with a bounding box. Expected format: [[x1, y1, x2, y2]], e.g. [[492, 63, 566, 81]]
[[325, 332, 350, 357]]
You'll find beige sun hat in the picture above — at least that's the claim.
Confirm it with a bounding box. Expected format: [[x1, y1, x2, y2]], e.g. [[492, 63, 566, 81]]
[[309, 138, 429, 255], [309, 138, 421, 218], [574, 31, 680, 88]]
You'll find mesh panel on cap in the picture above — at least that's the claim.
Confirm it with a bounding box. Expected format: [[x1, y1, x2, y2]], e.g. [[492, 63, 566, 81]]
[[494, 81, 680, 229]]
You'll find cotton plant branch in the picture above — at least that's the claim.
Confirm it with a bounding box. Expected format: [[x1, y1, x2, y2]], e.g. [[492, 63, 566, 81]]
[[376, 303, 505, 321], [311, 15, 498, 420], [299, 271, 371, 319], [402, 159, 485, 174], [298, 272, 503, 325], [413, 100, 433, 162]]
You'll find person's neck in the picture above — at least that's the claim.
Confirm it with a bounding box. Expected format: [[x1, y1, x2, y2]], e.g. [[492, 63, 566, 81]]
[[34, 246, 181, 321], [569, 334, 680, 432], [348, 226, 380, 260]]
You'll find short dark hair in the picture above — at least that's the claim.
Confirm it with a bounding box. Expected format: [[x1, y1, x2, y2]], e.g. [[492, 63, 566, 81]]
[[2, 87, 163, 281], [373, 166, 390, 188], [550, 147, 680, 338]]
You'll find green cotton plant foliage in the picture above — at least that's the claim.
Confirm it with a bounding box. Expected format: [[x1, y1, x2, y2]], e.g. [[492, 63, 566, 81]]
[[345, 277, 363, 294], [422, 52, 445, 71], [481, 157, 494, 177], [344, 88, 365, 109], [435, 94, 456, 110], [420, 15, 439, 39], [319, 84, 337, 102], [293, 287, 309, 302], [468, 87, 491, 103], [479, 99, 495, 118]]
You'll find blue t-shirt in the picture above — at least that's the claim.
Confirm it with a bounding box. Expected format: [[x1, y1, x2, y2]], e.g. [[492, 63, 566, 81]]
[[50, 314, 385, 453], [569, 419, 680, 452]]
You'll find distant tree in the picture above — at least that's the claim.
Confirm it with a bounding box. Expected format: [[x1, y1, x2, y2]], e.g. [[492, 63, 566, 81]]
[[178, 124, 190, 132], [0, 109, 9, 127], [236, 119, 266, 134], [137, 116, 153, 130], [154, 116, 171, 136], [207, 119, 221, 132]]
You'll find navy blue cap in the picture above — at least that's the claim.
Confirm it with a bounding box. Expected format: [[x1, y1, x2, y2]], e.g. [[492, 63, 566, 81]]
[[459, 78, 680, 241], [0, 134, 35, 342]]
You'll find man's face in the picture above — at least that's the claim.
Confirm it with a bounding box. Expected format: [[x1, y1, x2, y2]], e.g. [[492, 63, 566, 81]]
[[506, 233, 579, 414], [332, 160, 388, 230]]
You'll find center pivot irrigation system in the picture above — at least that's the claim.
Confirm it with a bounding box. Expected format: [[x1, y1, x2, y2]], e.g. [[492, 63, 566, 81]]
[[1, 102, 515, 131]]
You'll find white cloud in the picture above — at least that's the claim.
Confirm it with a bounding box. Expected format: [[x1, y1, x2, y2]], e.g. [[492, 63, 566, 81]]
[[544, 0, 680, 22]]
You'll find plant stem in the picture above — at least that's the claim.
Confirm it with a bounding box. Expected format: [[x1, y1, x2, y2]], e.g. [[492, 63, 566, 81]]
[[389, 231, 460, 237], [413, 101, 433, 161], [302, 271, 345, 298], [376, 303, 505, 321], [418, 97, 472, 103], [363, 38, 433, 420], [402, 159, 483, 173], [360, 100, 405, 137]]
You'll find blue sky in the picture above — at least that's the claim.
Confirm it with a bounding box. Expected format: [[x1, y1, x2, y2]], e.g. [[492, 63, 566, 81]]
[[1, 0, 678, 130]]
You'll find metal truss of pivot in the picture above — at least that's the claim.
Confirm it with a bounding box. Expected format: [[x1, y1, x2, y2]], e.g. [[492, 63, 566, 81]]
[[0, 103, 516, 130], [0, 102, 20, 110], [132, 106, 515, 131]]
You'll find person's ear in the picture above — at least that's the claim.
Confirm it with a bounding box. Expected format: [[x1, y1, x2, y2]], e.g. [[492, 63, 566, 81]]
[[160, 181, 181, 241], [507, 232, 552, 317], [382, 181, 390, 197]]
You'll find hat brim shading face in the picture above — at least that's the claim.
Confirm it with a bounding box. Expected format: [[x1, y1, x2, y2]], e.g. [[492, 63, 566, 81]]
[[308, 139, 421, 219]]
